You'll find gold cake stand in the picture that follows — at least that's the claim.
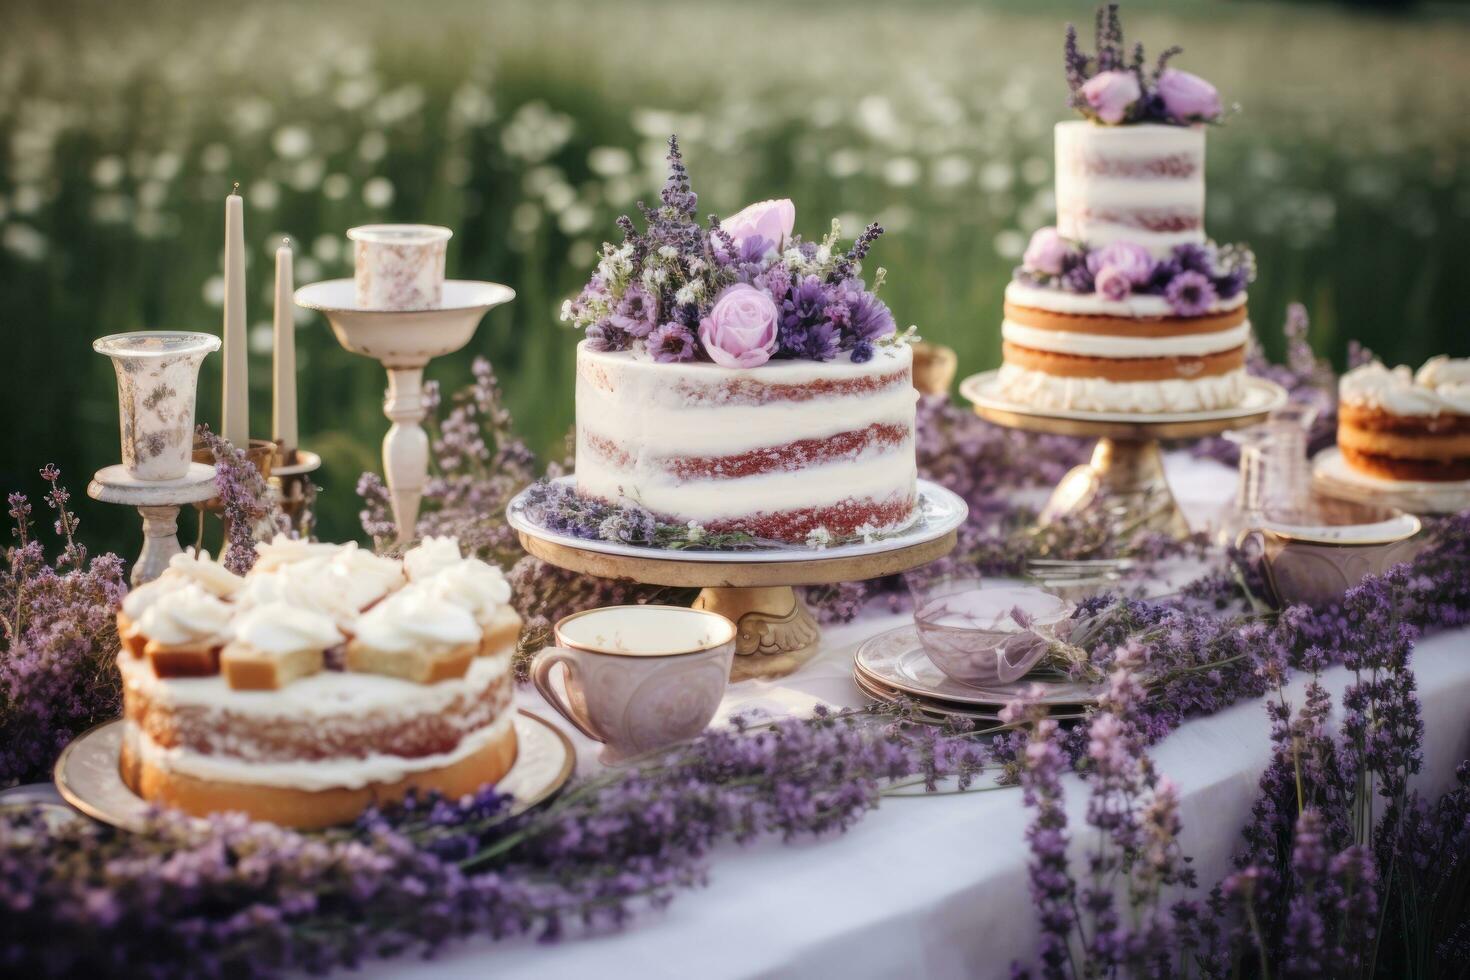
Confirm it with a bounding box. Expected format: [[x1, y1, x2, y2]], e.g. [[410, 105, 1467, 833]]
[[960, 370, 1287, 540], [510, 480, 965, 682]]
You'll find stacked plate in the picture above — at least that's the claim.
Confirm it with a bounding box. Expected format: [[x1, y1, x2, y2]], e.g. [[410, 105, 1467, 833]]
[[854, 624, 1097, 724]]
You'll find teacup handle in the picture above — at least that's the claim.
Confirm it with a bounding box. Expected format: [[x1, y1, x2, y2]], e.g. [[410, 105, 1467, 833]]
[[1234, 528, 1281, 608], [531, 647, 604, 743], [995, 635, 1048, 685]]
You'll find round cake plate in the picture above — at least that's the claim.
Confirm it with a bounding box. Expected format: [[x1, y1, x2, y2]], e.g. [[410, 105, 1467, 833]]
[[52, 710, 574, 833], [960, 371, 1287, 540], [854, 623, 1102, 710], [854, 668, 1090, 725], [1312, 446, 1470, 516], [508, 479, 966, 682]]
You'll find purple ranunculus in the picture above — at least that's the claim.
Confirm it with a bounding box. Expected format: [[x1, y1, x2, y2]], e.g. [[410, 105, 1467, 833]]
[[698, 283, 780, 369], [718, 199, 795, 250], [1022, 227, 1074, 277], [1172, 242, 1215, 276], [1079, 70, 1142, 125], [1094, 265, 1132, 302], [1088, 241, 1154, 286], [1165, 270, 1218, 316], [610, 284, 658, 338], [802, 320, 841, 362], [1157, 68, 1222, 123], [647, 322, 697, 363], [782, 275, 831, 333], [846, 289, 896, 342]]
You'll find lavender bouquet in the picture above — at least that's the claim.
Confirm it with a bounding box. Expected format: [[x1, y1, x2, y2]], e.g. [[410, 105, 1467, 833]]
[[561, 135, 903, 367], [1065, 4, 1226, 127]]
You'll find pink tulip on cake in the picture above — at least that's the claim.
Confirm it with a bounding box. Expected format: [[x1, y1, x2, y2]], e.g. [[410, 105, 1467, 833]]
[[719, 199, 796, 250]]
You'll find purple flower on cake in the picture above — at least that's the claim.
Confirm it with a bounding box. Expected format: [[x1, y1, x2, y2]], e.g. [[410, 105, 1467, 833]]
[[1023, 227, 1074, 277], [648, 322, 697, 363], [1165, 270, 1218, 316], [845, 286, 897, 341], [1094, 265, 1133, 302], [719, 199, 795, 251], [1157, 68, 1222, 123], [610, 284, 658, 338], [699, 284, 781, 368], [1079, 70, 1141, 125], [1088, 241, 1154, 287]]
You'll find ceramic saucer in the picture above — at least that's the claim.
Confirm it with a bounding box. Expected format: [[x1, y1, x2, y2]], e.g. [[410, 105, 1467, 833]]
[[54, 710, 574, 832], [854, 623, 1101, 709]]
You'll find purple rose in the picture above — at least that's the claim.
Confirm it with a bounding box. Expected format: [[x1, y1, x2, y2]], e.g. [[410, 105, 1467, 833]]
[[1165, 270, 1218, 317], [718, 199, 795, 251], [1094, 265, 1132, 302], [1088, 241, 1154, 286], [1157, 69, 1221, 123], [1079, 70, 1142, 125], [1022, 227, 1073, 277], [699, 283, 780, 369], [610, 284, 658, 338]]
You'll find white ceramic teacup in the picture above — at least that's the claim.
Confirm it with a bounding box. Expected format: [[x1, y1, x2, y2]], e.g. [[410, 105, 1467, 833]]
[[347, 224, 452, 311], [531, 605, 736, 764]]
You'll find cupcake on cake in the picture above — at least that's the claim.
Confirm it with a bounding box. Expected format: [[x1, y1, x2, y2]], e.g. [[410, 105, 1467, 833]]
[[1338, 357, 1470, 482], [997, 6, 1256, 414], [116, 536, 522, 828]]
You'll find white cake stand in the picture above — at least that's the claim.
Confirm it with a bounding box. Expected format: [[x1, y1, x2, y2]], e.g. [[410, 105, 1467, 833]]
[[296, 279, 516, 545], [507, 478, 968, 681], [88, 463, 218, 585], [961, 370, 1287, 540], [1312, 446, 1470, 515]]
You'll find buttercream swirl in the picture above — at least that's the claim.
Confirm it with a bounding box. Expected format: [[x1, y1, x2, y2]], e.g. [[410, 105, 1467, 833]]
[[352, 586, 480, 654], [403, 536, 464, 581], [121, 575, 187, 620], [136, 583, 233, 647], [421, 558, 513, 624], [252, 535, 348, 573], [231, 602, 343, 655], [1339, 361, 1453, 417], [164, 550, 243, 598]]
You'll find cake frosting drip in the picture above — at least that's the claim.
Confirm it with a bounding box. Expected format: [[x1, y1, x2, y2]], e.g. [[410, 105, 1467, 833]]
[[135, 584, 233, 647], [574, 341, 918, 540], [1055, 121, 1206, 256], [998, 363, 1248, 413]]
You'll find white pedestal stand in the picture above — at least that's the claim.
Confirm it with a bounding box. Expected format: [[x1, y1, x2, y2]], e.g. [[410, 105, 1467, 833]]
[[87, 463, 217, 585]]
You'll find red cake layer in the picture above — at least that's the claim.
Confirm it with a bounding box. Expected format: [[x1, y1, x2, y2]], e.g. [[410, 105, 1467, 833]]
[[579, 360, 910, 408], [700, 493, 917, 541], [581, 422, 911, 481], [1063, 152, 1199, 179], [1055, 205, 1201, 235]]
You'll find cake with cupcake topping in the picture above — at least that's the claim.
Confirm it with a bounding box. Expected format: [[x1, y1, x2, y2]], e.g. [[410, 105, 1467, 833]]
[[1337, 357, 1470, 482], [997, 7, 1256, 414], [116, 535, 522, 828], [560, 136, 918, 545]]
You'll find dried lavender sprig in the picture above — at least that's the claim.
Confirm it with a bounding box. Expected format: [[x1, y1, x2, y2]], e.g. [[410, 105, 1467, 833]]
[[829, 221, 884, 283]]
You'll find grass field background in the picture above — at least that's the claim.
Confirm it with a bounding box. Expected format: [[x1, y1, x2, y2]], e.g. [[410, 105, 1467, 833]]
[[2, 0, 1467, 556]]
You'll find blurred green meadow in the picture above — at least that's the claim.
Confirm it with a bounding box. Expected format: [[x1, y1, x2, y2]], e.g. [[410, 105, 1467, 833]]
[[2, 0, 1468, 558]]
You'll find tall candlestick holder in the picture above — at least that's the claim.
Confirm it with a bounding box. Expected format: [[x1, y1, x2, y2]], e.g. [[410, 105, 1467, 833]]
[[271, 445, 323, 537], [91, 331, 220, 585], [296, 278, 515, 544]]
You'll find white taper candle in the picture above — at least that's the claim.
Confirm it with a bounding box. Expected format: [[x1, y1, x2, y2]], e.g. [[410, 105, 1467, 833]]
[[221, 184, 249, 448], [271, 237, 298, 455]]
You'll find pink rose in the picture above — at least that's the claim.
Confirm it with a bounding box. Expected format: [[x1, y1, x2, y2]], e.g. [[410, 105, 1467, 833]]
[[699, 284, 780, 369], [1088, 241, 1155, 286], [1094, 265, 1132, 302], [1022, 227, 1073, 277], [719, 199, 796, 249], [1157, 69, 1221, 123], [1080, 70, 1142, 125]]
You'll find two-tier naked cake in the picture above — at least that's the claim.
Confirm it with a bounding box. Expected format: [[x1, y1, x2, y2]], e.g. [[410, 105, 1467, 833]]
[[115, 536, 522, 828], [1338, 357, 1470, 482], [998, 8, 1256, 414], [561, 136, 917, 544]]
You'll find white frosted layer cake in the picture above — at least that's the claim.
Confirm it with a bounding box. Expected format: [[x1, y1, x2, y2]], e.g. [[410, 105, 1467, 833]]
[[575, 341, 919, 541], [999, 121, 1250, 414], [114, 536, 522, 828]]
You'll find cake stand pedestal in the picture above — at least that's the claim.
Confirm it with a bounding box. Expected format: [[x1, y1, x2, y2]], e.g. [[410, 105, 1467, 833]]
[[961, 371, 1287, 541], [509, 480, 967, 682], [88, 463, 218, 586], [296, 279, 516, 545]]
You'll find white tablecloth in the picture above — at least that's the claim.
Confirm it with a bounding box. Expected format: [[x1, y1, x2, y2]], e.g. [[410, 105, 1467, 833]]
[[363, 457, 1470, 980]]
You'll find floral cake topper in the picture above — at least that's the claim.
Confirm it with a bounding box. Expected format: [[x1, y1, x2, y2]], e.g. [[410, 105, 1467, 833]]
[[1065, 4, 1224, 127], [562, 136, 902, 368]]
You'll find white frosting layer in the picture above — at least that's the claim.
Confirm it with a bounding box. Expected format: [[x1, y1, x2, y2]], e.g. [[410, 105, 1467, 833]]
[[119, 646, 511, 717], [1341, 359, 1470, 417], [421, 558, 513, 625], [1055, 121, 1206, 256], [353, 585, 481, 653], [1002, 319, 1250, 358], [125, 710, 514, 791], [135, 584, 233, 647], [1004, 281, 1246, 319], [403, 536, 464, 581], [121, 575, 186, 620], [231, 602, 342, 655], [165, 551, 243, 598], [575, 342, 917, 527], [997, 363, 1248, 413], [252, 536, 349, 573]]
